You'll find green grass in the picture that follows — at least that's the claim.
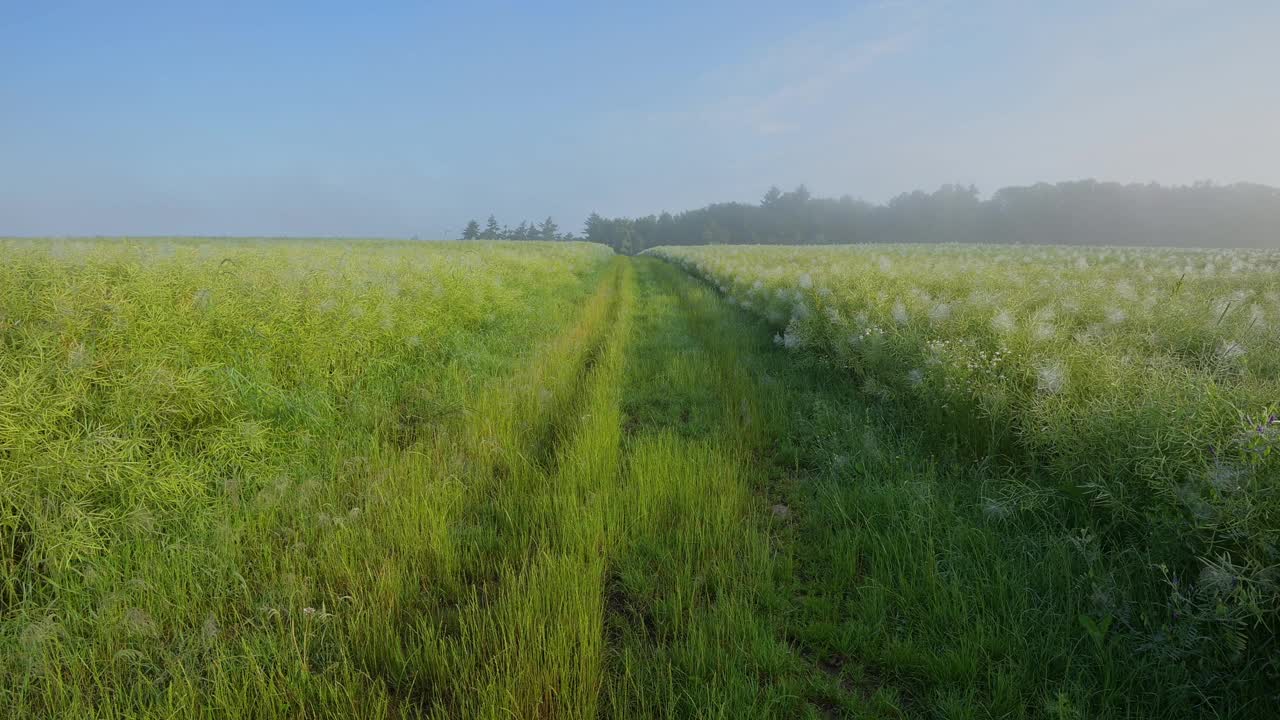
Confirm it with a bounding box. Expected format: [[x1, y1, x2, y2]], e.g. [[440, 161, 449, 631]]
[[2, 240, 1275, 717], [649, 244, 1279, 717]]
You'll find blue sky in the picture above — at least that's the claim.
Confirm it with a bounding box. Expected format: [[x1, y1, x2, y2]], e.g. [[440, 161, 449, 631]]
[[3, 0, 1278, 237]]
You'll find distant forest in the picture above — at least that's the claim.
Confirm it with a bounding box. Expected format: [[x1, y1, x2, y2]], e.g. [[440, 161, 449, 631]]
[[461, 180, 1280, 253]]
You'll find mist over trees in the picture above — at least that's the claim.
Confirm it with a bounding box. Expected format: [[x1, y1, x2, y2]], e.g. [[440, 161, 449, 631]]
[[458, 214, 577, 242], [578, 180, 1280, 254]]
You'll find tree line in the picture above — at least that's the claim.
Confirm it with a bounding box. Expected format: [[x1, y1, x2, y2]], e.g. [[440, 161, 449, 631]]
[[459, 215, 578, 242], [461, 180, 1280, 253]]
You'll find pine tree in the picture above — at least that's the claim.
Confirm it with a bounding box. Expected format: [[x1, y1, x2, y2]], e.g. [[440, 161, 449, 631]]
[[482, 215, 501, 240], [461, 220, 481, 240], [584, 212, 605, 243], [539, 216, 559, 241]]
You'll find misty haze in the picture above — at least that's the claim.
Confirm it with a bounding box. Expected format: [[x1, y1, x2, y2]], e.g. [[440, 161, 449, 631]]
[[3, 2, 1277, 719]]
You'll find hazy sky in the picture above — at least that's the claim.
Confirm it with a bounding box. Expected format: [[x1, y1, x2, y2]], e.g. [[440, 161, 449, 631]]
[[3, 0, 1279, 237]]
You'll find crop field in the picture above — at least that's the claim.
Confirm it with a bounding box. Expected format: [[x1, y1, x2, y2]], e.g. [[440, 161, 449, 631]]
[[2, 239, 1277, 718]]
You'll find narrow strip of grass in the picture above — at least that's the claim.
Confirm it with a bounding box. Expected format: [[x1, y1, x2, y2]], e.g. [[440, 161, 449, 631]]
[[601, 258, 803, 717], [418, 257, 635, 718]]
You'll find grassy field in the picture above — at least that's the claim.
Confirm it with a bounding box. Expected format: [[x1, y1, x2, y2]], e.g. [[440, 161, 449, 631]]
[[2, 239, 1276, 718], [650, 243, 1279, 716]]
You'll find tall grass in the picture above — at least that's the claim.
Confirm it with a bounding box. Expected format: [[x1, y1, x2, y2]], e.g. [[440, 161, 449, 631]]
[[0, 238, 614, 717], [650, 243, 1279, 699], [6, 236, 1275, 717]]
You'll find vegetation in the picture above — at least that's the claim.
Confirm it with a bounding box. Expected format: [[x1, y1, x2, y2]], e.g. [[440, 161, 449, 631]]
[[651, 242, 1280, 715], [459, 214, 576, 242], [0, 238, 615, 717], [584, 181, 1280, 254], [462, 181, 1280, 256], [2, 237, 1275, 717]]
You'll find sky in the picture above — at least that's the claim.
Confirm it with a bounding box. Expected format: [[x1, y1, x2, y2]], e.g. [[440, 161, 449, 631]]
[[3, 0, 1279, 237]]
